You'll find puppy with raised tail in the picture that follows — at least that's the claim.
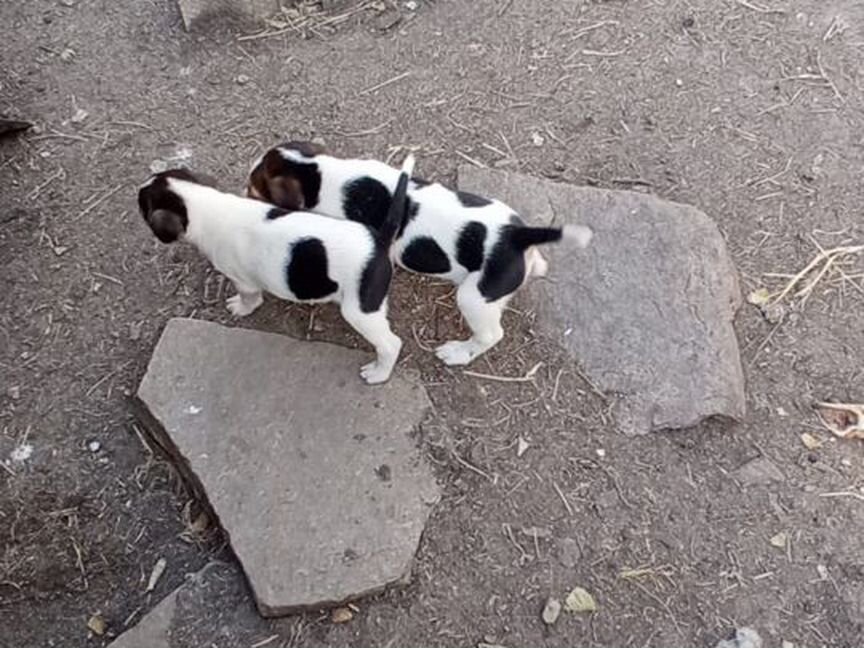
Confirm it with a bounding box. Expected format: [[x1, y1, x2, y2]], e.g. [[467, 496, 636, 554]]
[[246, 142, 592, 366], [138, 154, 415, 384]]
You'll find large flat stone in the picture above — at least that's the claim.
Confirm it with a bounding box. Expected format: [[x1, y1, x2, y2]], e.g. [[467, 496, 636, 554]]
[[176, 0, 277, 29], [136, 319, 439, 616], [459, 167, 745, 435], [110, 562, 270, 648]]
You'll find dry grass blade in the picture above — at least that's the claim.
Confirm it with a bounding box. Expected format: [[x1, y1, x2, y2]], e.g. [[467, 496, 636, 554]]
[[764, 243, 864, 307], [463, 362, 543, 383]]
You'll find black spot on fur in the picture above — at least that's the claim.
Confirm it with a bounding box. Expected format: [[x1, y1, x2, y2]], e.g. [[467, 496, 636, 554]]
[[398, 198, 421, 238], [266, 206, 291, 220], [358, 250, 392, 313], [456, 190, 492, 208], [456, 222, 486, 272], [400, 237, 451, 274], [343, 176, 393, 230], [410, 176, 431, 188], [286, 238, 338, 301], [477, 226, 526, 302]]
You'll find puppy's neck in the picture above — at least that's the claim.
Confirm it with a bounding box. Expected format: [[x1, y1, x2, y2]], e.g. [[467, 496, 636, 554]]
[[171, 180, 254, 253]]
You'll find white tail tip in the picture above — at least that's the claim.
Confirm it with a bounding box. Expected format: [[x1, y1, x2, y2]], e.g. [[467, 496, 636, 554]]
[[563, 224, 593, 248], [400, 153, 416, 178]]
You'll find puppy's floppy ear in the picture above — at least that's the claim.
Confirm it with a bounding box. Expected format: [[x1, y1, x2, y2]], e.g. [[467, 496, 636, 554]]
[[268, 176, 305, 210], [148, 209, 186, 243]]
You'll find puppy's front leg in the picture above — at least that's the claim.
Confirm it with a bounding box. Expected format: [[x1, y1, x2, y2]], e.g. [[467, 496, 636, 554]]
[[226, 280, 263, 317]]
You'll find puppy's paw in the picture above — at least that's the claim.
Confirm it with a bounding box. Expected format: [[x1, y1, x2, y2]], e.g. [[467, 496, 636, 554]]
[[360, 360, 392, 385], [435, 340, 476, 366], [226, 294, 260, 317]]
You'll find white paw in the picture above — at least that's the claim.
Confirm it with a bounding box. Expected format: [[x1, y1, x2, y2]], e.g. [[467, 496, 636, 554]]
[[226, 294, 258, 317], [360, 360, 393, 385], [435, 340, 476, 366]]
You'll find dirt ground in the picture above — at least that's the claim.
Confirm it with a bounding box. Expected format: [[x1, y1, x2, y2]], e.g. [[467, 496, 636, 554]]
[[2, 0, 863, 646]]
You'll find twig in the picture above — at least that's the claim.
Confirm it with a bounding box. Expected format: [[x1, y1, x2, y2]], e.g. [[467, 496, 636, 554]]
[[463, 362, 543, 383], [552, 481, 574, 516], [819, 491, 864, 502], [734, 0, 785, 14], [452, 451, 493, 482], [327, 119, 393, 138], [454, 150, 487, 168], [73, 184, 124, 222], [359, 71, 412, 96]]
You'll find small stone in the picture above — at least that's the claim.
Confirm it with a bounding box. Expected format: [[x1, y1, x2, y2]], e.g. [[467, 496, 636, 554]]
[[311, 135, 327, 146], [149, 159, 168, 174], [88, 440, 101, 453], [675, 78, 684, 87], [60, 48, 76, 62], [541, 597, 561, 625], [87, 614, 106, 636], [404, 0, 417, 9], [781, 641, 794, 648], [516, 436, 529, 457], [769, 531, 788, 549], [129, 322, 143, 341], [816, 564, 829, 580], [595, 448, 606, 458], [715, 627, 762, 648], [776, 406, 788, 417], [331, 607, 353, 623], [71, 108, 88, 123], [559, 538, 581, 568], [235, 74, 251, 85], [682, 16, 695, 28], [531, 131, 545, 147], [7, 386, 20, 400], [734, 457, 784, 486], [59, 0, 77, 6]]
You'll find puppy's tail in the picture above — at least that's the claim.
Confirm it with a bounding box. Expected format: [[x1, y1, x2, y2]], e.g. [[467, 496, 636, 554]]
[[375, 153, 416, 246], [511, 223, 593, 250]]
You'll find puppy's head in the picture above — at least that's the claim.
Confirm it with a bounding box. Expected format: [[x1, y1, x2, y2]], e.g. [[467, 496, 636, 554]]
[[246, 141, 326, 209], [138, 168, 214, 244]]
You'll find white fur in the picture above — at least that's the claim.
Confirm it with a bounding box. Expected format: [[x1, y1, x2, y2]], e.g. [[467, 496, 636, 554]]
[[257, 149, 593, 366], [165, 178, 402, 384]]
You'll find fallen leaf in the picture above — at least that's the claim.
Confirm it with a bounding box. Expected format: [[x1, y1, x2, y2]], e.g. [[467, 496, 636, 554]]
[[331, 607, 353, 623], [800, 432, 823, 450], [146, 557, 167, 592], [564, 586, 597, 613], [516, 436, 529, 457], [747, 287, 771, 306], [87, 614, 106, 636], [769, 532, 788, 549], [190, 511, 210, 533], [815, 402, 864, 439]]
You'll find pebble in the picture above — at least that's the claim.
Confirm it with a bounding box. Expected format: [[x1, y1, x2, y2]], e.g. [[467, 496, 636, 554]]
[[88, 440, 101, 453], [734, 457, 784, 486], [558, 538, 581, 568], [405, 0, 418, 9], [235, 74, 251, 85], [715, 627, 762, 648], [541, 597, 561, 625], [331, 607, 353, 623], [7, 386, 20, 400]]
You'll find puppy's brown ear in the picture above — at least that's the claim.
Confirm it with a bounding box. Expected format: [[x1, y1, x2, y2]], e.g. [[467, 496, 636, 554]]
[[267, 176, 305, 210]]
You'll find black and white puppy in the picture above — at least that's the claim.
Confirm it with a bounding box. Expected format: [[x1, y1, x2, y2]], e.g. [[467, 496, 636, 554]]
[[138, 155, 415, 384], [246, 143, 592, 366]]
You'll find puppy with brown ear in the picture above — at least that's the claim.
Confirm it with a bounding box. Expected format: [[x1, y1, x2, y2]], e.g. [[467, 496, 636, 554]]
[[138, 159, 414, 384]]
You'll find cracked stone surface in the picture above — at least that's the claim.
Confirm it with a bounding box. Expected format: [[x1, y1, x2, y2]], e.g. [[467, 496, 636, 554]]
[[136, 319, 439, 616], [459, 167, 745, 435], [110, 562, 269, 648], [176, 0, 276, 29]]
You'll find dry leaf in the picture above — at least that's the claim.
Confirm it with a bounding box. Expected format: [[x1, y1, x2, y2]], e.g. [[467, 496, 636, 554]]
[[564, 586, 597, 613], [331, 607, 353, 623], [87, 614, 106, 636], [747, 287, 771, 306], [146, 557, 167, 592], [815, 402, 864, 439], [800, 432, 823, 449], [769, 532, 788, 549], [516, 437, 529, 457]]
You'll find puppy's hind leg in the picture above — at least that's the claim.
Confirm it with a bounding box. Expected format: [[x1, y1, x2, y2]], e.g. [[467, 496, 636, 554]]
[[435, 276, 505, 366], [226, 279, 263, 317], [340, 298, 403, 384]]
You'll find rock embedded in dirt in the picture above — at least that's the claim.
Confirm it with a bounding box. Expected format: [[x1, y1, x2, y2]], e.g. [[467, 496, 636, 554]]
[[558, 538, 581, 568], [136, 318, 439, 616], [541, 597, 561, 625], [735, 457, 785, 486], [176, 0, 278, 30], [459, 167, 745, 435], [110, 562, 268, 648]]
